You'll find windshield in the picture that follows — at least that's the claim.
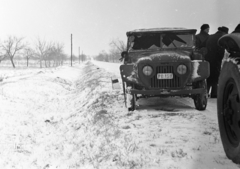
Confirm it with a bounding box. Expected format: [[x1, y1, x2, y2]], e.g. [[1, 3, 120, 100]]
[[128, 33, 194, 51]]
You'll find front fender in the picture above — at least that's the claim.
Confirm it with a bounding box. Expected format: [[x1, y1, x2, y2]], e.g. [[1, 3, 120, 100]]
[[120, 64, 135, 83], [191, 61, 210, 82]]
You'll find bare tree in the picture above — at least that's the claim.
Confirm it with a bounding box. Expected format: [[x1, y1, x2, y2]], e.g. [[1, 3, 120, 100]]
[[95, 50, 109, 62], [34, 38, 53, 68], [23, 47, 35, 67], [48, 42, 64, 66], [80, 53, 87, 62], [0, 53, 7, 63], [109, 38, 126, 62], [108, 48, 119, 62], [110, 38, 126, 52], [0, 36, 25, 68]]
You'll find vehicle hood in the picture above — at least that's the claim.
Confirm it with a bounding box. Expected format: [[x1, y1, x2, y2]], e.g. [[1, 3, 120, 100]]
[[130, 50, 192, 63]]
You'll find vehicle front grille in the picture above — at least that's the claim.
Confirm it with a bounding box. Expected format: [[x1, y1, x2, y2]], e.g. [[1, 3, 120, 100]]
[[150, 66, 180, 88]]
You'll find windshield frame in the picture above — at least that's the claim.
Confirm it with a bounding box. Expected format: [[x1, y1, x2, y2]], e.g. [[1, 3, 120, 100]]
[[127, 32, 195, 52]]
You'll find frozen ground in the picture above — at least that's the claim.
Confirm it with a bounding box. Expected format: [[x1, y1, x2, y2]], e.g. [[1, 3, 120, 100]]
[[0, 61, 239, 169]]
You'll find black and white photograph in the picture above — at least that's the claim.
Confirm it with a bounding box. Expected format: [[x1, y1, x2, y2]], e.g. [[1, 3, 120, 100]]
[[0, 0, 240, 168]]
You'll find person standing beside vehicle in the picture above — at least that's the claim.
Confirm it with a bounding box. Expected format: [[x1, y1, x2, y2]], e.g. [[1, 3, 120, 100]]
[[205, 26, 229, 98], [196, 24, 210, 49], [232, 23, 240, 33]]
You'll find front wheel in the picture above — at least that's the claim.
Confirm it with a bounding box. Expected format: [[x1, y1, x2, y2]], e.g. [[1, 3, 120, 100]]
[[218, 61, 240, 164], [193, 80, 208, 111]]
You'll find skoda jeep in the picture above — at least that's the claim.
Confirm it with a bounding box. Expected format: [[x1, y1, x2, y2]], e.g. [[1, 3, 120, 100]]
[[120, 28, 210, 111], [217, 32, 240, 164]]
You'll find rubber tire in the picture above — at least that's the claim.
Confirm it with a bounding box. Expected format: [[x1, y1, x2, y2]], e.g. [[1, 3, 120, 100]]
[[218, 61, 240, 164], [193, 80, 208, 111]]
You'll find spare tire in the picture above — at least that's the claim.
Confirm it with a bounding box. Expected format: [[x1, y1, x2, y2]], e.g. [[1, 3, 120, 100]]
[[217, 60, 240, 164]]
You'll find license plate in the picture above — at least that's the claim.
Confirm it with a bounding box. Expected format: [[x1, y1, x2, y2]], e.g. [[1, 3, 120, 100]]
[[157, 73, 173, 79]]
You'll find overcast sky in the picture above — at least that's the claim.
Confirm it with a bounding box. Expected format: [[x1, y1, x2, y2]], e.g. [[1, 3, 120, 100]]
[[0, 0, 239, 56]]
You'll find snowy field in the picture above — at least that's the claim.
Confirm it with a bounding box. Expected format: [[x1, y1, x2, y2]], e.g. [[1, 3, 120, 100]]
[[0, 60, 239, 169]]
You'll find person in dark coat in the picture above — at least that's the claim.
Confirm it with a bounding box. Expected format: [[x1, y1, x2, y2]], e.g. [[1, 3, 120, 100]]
[[205, 26, 229, 98], [196, 24, 210, 49], [232, 23, 240, 33]]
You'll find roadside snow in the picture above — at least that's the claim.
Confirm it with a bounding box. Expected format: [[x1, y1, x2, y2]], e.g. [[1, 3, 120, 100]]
[[0, 61, 239, 169]]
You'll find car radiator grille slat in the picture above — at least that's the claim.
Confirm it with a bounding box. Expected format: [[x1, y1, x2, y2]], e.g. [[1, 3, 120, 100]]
[[150, 66, 180, 88]]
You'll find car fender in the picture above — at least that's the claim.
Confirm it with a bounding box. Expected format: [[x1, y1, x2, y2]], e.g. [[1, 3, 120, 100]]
[[191, 60, 210, 82], [120, 64, 136, 83]]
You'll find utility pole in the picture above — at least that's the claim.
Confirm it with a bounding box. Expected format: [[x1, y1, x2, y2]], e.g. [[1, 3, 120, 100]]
[[82, 51, 83, 62], [71, 34, 73, 67], [79, 47, 80, 64]]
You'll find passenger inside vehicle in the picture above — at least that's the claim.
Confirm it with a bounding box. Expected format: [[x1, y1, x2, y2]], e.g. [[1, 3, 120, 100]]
[[131, 34, 160, 50], [129, 33, 193, 50]]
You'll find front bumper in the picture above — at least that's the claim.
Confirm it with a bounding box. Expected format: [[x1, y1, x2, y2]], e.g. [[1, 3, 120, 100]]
[[127, 88, 205, 96]]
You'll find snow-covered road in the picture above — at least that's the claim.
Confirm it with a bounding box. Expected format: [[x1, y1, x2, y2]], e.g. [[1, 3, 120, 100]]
[[0, 61, 239, 169]]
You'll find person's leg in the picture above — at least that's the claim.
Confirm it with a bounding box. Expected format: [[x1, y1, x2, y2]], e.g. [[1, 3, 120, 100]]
[[211, 68, 221, 98], [210, 81, 218, 98]]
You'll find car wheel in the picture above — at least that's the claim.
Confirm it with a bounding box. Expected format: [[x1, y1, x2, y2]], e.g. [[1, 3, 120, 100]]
[[218, 61, 240, 164], [193, 80, 208, 111]]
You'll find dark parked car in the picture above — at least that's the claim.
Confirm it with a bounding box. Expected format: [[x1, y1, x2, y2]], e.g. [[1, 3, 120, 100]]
[[120, 28, 210, 111], [217, 32, 240, 164]]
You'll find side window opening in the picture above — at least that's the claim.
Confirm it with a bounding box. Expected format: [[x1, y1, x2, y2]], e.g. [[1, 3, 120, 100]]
[[130, 34, 160, 50]]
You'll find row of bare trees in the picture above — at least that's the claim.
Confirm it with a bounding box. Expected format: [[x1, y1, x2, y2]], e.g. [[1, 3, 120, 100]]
[[0, 36, 68, 68], [0, 36, 125, 67], [94, 38, 126, 62]]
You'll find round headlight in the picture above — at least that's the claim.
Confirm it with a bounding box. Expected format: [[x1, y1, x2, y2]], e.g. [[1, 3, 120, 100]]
[[177, 64, 187, 75], [142, 65, 153, 76]]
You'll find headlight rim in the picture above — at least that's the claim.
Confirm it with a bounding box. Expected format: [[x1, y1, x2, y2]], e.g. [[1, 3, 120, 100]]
[[177, 64, 187, 75], [142, 65, 153, 76]]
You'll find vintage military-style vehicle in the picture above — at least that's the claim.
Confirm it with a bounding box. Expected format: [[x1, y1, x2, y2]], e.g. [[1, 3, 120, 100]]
[[217, 32, 240, 164], [120, 28, 210, 111]]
